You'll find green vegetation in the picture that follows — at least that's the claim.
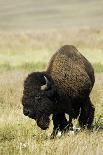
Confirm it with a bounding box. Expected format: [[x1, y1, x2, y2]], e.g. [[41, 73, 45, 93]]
[[0, 62, 47, 72], [93, 63, 103, 73], [0, 0, 103, 154], [0, 28, 103, 155], [1, 62, 103, 73], [0, 28, 103, 73]]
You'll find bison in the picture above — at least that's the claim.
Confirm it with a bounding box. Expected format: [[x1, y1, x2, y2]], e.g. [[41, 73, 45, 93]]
[[22, 45, 95, 137]]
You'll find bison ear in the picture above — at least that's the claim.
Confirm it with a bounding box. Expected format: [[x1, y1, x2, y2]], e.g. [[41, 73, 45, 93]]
[[41, 76, 49, 90]]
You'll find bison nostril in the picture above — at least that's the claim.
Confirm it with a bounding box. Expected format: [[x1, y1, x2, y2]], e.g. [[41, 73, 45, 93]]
[[35, 95, 41, 102]]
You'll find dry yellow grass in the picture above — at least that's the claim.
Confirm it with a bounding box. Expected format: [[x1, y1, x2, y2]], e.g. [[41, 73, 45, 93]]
[[0, 27, 103, 72], [0, 27, 103, 155], [0, 71, 103, 155]]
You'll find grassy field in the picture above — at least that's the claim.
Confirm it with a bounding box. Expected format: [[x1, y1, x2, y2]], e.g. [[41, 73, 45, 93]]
[[0, 28, 103, 72], [0, 0, 103, 154], [0, 27, 103, 155]]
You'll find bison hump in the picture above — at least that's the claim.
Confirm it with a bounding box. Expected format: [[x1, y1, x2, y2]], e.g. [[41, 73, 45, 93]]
[[49, 54, 92, 98]]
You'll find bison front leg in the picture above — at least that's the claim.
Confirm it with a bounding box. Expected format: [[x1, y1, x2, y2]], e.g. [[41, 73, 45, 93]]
[[51, 113, 72, 138], [79, 97, 95, 129]]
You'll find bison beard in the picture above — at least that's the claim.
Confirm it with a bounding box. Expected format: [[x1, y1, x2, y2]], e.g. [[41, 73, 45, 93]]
[[37, 114, 50, 130], [22, 45, 95, 137]]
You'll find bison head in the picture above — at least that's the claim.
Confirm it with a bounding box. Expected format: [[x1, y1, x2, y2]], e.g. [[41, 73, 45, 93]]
[[22, 72, 56, 130]]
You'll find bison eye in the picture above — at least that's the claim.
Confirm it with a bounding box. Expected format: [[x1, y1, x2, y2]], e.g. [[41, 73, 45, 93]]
[[35, 95, 41, 101]]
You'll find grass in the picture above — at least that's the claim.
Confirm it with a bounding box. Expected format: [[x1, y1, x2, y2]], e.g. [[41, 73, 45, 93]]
[[0, 0, 103, 153], [93, 63, 103, 73], [1, 62, 103, 73], [0, 27, 103, 72], [0, 27, 103, 154], [0, 62, 47, 72]]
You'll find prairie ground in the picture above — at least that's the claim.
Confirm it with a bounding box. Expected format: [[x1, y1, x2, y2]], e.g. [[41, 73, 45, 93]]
[[0, 0, 103, 154], [0, 27, 103, 155]]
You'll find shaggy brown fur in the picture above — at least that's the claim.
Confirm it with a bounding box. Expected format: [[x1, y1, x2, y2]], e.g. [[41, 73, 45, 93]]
[[22, 45, 95, 137], [47, 45, 94, 97]]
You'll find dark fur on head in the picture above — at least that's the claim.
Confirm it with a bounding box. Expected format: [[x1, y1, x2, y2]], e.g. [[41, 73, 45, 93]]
[[22, 72, 56, 130]]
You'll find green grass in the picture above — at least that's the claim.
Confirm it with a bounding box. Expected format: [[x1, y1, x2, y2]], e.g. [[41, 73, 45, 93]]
[[0, 28, 103, 73], [1, 62, 103, 73], [0, 0, 103, 153], [93, 63, 103, 73], [0, 27, 103, 154], [0, 62, 47, 72]]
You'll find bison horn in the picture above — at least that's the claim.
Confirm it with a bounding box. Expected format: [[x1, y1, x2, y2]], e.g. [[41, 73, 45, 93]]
[[41, 76, 49, 90]]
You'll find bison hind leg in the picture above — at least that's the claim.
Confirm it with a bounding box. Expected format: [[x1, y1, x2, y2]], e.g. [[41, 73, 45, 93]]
[[79, 97, 95, 129]]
